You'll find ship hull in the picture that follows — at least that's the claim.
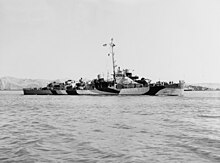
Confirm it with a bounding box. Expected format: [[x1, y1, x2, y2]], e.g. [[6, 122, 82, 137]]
[[145, 83, 184, 96], [23, 89, 52, 95], [51, 90, 68, 95], [67, 86, 183, 96], [72, 86, 150, 95], [23, 85, 183, 96], [119, 87, 149, 95], [66, 88, 78, 95], [76, 88, 119, 95]]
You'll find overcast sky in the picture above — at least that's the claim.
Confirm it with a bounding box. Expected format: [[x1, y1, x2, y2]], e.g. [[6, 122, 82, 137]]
[[0, 0, 220, 83]]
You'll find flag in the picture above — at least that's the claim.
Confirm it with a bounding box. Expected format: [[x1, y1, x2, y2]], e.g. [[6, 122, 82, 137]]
[[103, 44, 107, 46]]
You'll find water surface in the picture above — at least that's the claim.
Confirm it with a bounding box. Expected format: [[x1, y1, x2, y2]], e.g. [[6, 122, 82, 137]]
[[0, 91, 220, 162]]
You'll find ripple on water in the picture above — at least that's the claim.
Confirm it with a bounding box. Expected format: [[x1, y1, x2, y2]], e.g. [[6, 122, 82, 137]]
[[0, 91, 220, 162]]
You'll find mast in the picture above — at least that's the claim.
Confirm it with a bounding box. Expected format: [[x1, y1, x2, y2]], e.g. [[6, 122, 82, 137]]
[[110, 38, 116, 82], [103, 38, 116, 83]]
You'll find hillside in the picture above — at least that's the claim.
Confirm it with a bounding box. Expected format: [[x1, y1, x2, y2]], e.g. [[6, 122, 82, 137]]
[[184, 82, 220, 91], [191, 83, 220, 89], [0, 77, 51, 90]]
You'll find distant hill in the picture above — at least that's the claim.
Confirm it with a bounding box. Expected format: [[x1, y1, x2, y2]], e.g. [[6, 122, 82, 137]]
[[0, 77, 51, 90], [190, 83, 220, 89], [184, 82, 220, 91]]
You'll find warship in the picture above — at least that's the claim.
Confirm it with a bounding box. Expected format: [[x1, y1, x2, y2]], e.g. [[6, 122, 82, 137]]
[[23, 80, 74, 95], [23, 87, 53, 95], [66, 38, 184, 96]]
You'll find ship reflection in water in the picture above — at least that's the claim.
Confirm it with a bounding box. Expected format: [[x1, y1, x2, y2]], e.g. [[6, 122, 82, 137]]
[[23, 38, 184, 96]]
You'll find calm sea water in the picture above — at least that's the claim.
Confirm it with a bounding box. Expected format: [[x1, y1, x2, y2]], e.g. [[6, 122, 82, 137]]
[[0, 91, 220, 163]]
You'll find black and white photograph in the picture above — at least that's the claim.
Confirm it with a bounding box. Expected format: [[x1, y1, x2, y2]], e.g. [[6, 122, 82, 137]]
[[0, 0, 220, 162]]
